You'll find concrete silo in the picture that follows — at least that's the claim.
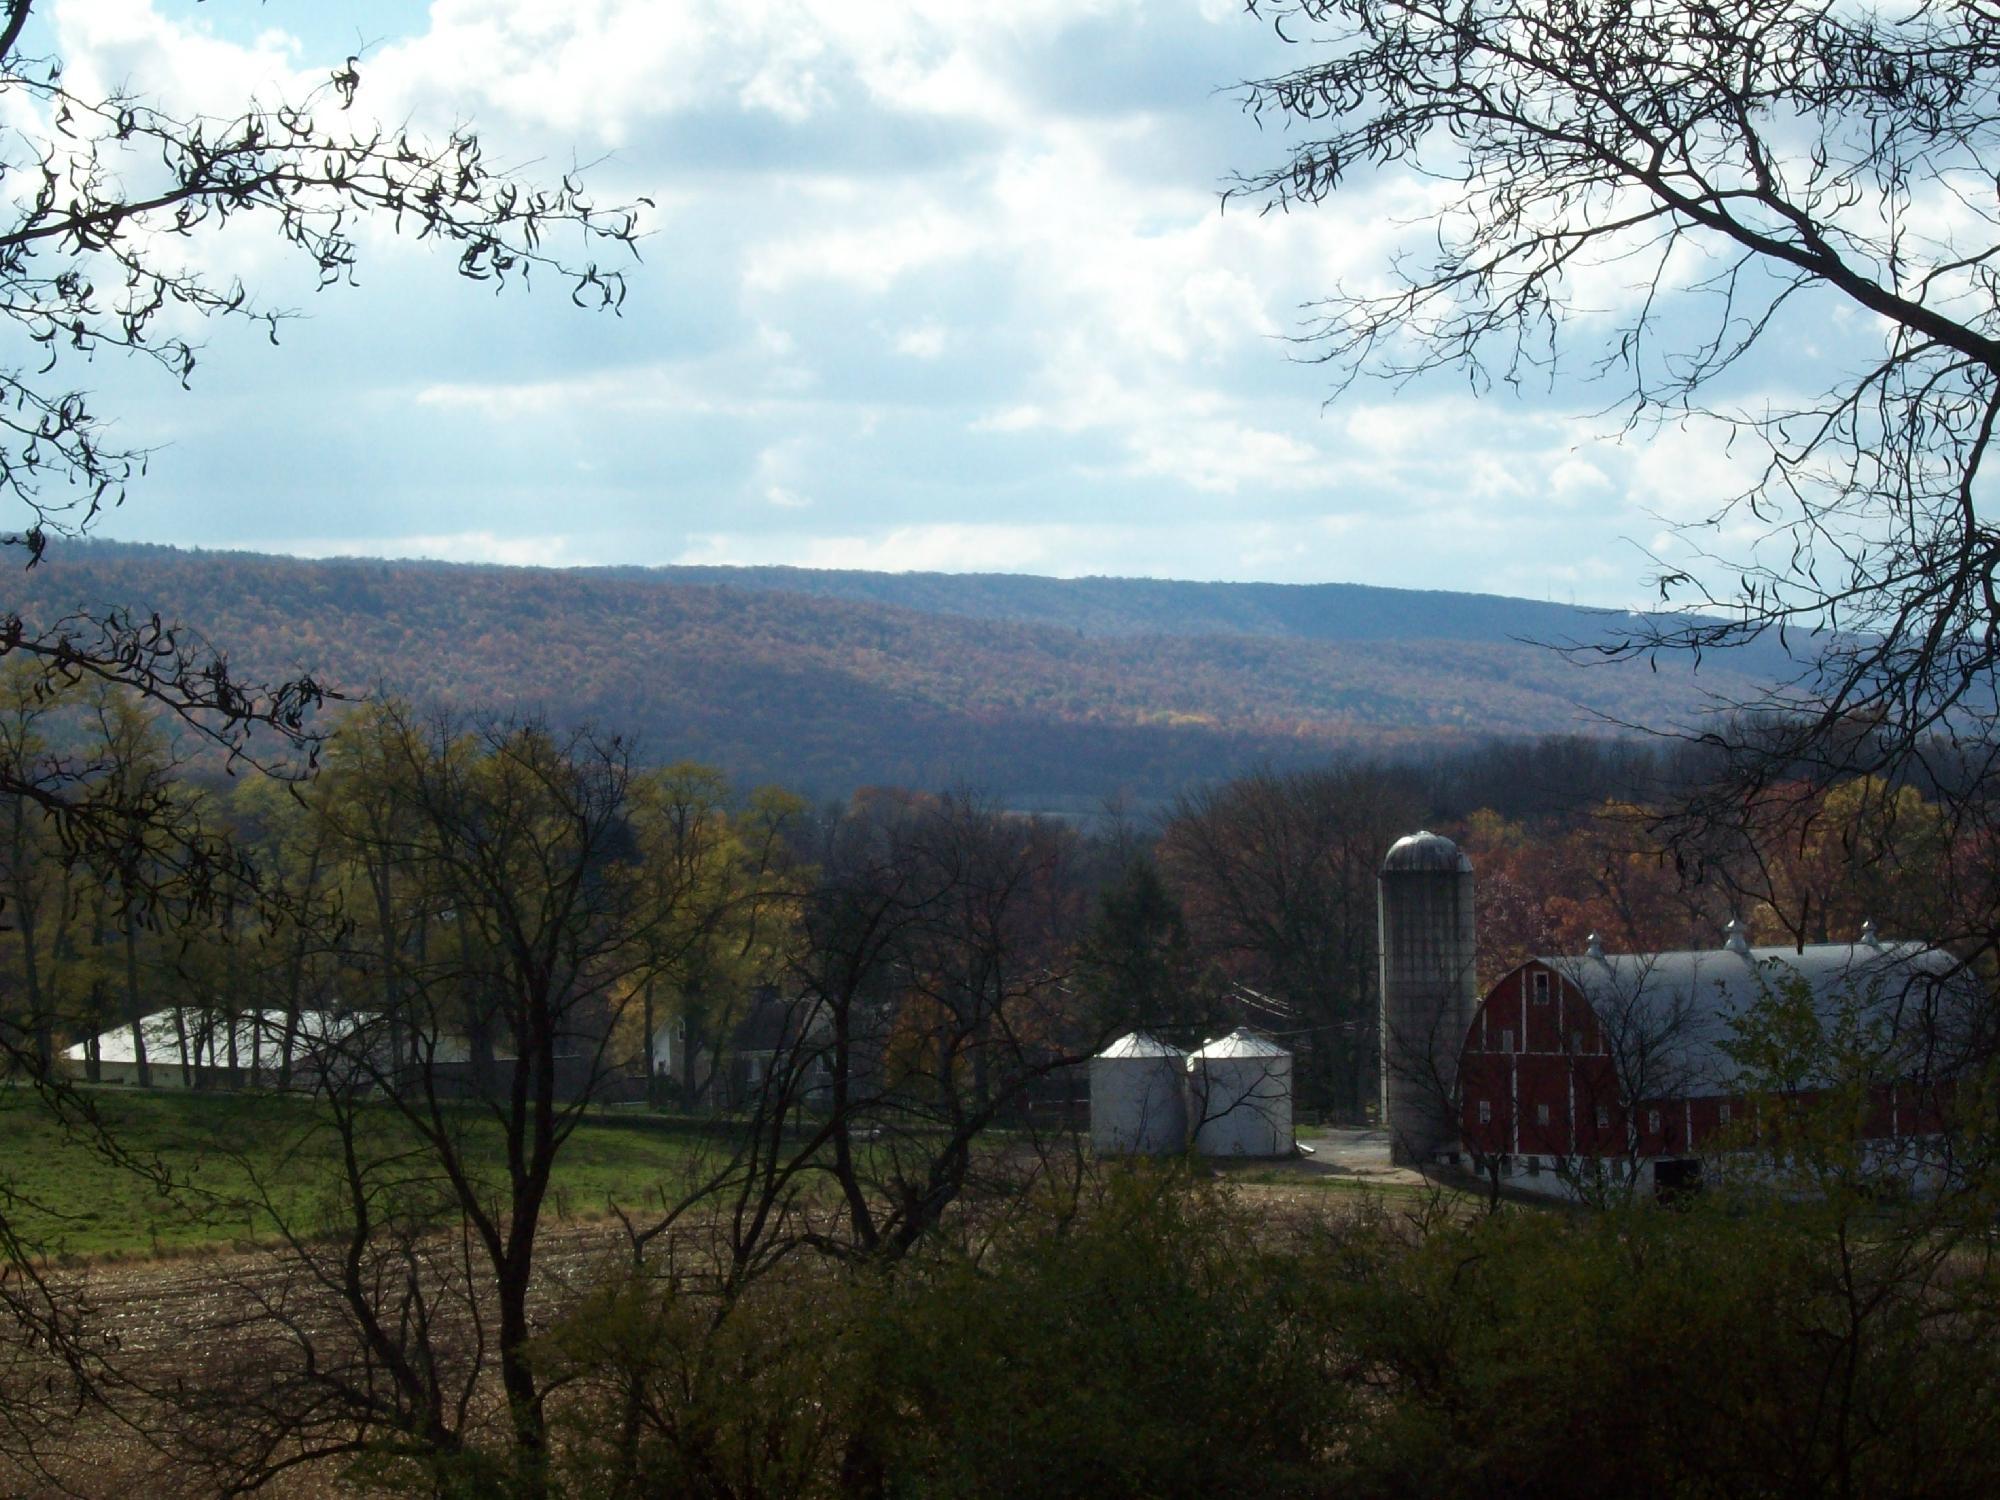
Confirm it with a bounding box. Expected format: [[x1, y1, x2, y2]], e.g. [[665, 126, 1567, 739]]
[[1187, 1029, 1292, 1158], [1378, 831, 1477, 1165], [1089, 1033, 1190, 1155]]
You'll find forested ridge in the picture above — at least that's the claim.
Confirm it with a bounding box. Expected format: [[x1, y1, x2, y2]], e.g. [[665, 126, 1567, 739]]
[[14, 543, 1775, 803], [637, 563, 1796, 652]]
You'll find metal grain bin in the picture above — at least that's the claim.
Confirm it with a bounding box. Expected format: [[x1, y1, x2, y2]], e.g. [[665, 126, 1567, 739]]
[[1090, 1032, 1189, 1155], [1187, 1028, 1292, 1158]]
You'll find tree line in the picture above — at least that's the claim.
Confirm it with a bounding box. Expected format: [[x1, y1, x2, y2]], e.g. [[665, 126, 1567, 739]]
[[9, 668, 1993, 1126]]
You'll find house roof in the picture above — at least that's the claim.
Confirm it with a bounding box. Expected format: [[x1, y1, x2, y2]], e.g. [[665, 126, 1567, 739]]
[[1537, 941, 1973, 1092]]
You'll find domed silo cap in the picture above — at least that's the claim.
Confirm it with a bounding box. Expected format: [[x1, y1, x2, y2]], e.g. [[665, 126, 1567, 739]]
[[1381, 830, 1473, 874]]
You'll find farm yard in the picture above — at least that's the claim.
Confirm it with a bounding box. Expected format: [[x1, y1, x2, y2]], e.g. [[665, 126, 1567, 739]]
[[6, 1105, 1427, 1498], [11, 1123, 2000, 1499], [1, 1089, 731, 1261]]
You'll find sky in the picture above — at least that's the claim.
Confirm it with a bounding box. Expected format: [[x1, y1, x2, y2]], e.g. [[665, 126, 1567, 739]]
[[18, 0, 1842, 607]]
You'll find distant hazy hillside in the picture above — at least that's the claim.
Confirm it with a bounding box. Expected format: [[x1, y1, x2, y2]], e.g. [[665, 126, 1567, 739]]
[[635, 565, 1672, 649], [12, 543, 1779, 807]]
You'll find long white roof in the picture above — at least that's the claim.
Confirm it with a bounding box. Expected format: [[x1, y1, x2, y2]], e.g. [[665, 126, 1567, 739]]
[[65, 1008, 365, 1067], [1541, 941, 1973, 1090]]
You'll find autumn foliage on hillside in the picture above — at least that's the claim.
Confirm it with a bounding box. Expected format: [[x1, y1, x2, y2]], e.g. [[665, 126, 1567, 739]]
[[9, 544, 1776, 804]]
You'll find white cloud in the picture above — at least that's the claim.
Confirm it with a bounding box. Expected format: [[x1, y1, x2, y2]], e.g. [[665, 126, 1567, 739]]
[[682, 522, 1069, 574], [743, 207, 982, 295], [1627, 419, 1761, 523], [1549, 456, 1612, 500], [894, 322, 950, 359], [47, 0, 1871, 613], [679, 513, 1371, 582], [233, 531, 588, 568]]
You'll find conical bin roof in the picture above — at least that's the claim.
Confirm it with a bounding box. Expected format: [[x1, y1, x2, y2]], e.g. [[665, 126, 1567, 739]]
[[1097, 1031, 1186, 1060], [1188, 1027, 1288, 1061]]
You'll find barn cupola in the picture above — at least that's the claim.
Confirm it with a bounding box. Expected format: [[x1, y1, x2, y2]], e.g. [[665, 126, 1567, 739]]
[[1378, 831, 1477, 1166], [1723, 918, 1751, 955]]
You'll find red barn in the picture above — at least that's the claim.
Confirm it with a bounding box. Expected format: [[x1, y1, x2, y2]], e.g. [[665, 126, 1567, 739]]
[[1454, 927, 1968, 1198]]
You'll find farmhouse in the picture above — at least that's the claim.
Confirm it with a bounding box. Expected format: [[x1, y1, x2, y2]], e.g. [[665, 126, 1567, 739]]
[[649, 991, 839, 1110], [1379, 831, 1978, 1198]]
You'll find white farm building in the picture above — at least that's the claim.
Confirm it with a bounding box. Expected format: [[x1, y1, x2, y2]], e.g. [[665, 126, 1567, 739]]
[[65, 1008, 369, 1089]]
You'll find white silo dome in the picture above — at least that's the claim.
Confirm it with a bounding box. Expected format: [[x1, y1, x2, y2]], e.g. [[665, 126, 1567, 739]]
[[1187, 1028, 1293, 1158], [1090, 1032, 1189, 1156]]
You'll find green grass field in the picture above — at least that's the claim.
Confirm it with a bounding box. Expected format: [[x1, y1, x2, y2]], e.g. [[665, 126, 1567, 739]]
[[0, 1086, 735, 1260]]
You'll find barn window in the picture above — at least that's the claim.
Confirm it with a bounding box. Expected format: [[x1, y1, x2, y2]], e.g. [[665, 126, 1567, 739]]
[[1477, 1099, 1492, 1124], [1647, 1108, 1661, 1135], [1718, 1103, 1732, 1125], [1532, 972, 1551, 1003], [1536, 1103, 1551, 1126], [1595, 1106, 1610, 1130], [1570, 1029, 1584, 1054], [1500, 1028, 1515, 1054]]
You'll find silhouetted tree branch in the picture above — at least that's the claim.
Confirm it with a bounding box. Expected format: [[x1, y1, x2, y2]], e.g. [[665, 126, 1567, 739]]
[[0, 1, 639, 905], [1234, 0, 2000, 813]]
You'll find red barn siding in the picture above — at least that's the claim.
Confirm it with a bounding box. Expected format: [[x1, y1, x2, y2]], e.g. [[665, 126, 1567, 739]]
[[1457, 960, 1947, 1168]]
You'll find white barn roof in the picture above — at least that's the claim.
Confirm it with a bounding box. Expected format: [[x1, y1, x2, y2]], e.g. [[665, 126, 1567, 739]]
[[1541, 940, 1972, 1091]]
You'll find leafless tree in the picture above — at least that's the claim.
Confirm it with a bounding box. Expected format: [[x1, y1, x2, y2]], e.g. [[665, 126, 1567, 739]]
[[1164, 764, 1424, 1118], [592, 790, 1104, 1495], [1553, 956, 1715, 1202], [1233, 0, 2000, 830], [0, 0, 638, 906], [117, 714, 774, 1496]]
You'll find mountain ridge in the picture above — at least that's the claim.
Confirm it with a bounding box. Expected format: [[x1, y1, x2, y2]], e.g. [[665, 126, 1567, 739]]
[[619, 563, 1669, 648]]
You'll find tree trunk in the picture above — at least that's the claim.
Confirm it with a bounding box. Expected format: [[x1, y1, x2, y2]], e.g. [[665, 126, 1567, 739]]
[[498, 1267, 548, 1495], [9, 798, 52, 1074], [124, 916, 151, 1089], [170, 1004, 193, 1089], [642, 977, 658, 1109], [224, 894, 243, 1089], [371, 853, 402, 1080]]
